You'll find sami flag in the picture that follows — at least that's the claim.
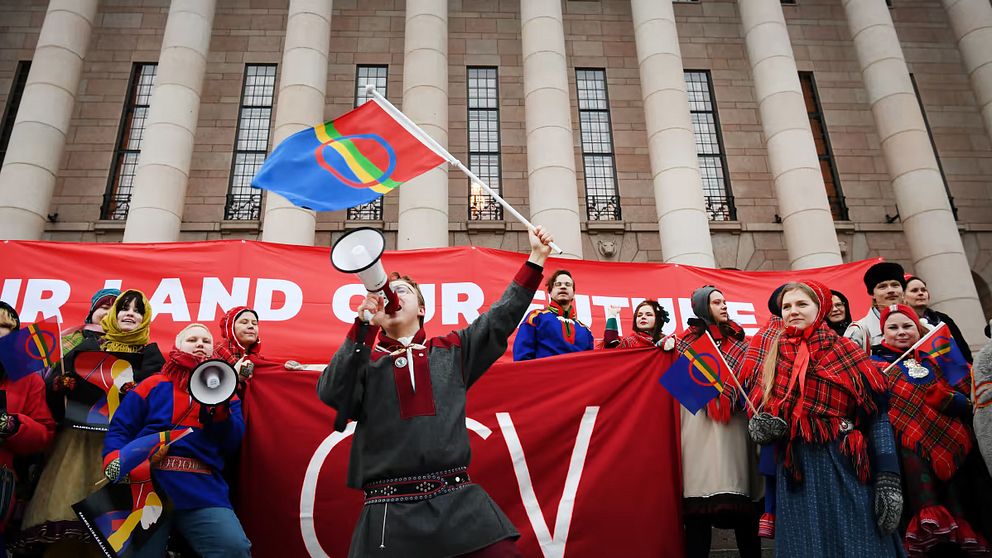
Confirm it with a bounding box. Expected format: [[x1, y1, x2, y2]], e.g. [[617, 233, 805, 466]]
[[251, 98, 447, 211], [0, 316, 61, 380], [659, 333, 729, 414], [112, 428, 193, 483], [919, 323, 971, 387]]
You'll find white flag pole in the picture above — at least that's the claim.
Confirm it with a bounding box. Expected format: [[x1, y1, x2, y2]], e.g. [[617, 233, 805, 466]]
[[365, 85, 564, 255], [880, 323, 941, 376], [703, 331, 758, 415]]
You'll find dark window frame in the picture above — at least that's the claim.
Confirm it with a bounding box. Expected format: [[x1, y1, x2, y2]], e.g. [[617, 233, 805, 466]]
[[0, 60, 31, 165], [684, 69, 736, 221], [909, 73, 957, 220], [102, 63, 157, 220], [348, 64, 389, 221], [225, 63, 277, 221], [467, 66, 503, 221], [576, 68, 621, 221], [798, 71, 848, 221]]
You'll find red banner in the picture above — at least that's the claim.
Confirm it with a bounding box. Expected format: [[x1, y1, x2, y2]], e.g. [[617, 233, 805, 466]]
[[239, 348, 683, 558], [0, 240, 878, 364]]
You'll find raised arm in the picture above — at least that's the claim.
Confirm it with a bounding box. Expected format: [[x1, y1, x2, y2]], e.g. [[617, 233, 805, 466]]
[[461, 227, 552, 384]]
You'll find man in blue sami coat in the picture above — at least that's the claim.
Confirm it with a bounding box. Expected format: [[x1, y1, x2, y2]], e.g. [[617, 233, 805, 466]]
[[512, 269, 594, 361]]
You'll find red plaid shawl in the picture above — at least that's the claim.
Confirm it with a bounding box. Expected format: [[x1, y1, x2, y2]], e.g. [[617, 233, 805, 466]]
[[739, 281, 887, 482], [677, 320, 749, 423], [874, 346, 972, 481], [613, 331, 656, 349]]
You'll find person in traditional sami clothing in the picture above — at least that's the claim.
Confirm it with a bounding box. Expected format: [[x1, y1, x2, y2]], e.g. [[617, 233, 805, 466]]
[[676, 286, 762, 558], [20, 290, 164, 557], [846, 261, 907, 352], [742, 280, 906, 557], [512, 269, 593, 360], [212, 306, 262, 395], [977, 321, 992, 474], [601, 299, 674, 350], [317, 227, 554, 558], [871, 304, 992, 556], [104, 323, 251, 558], [0, 303, 56, 556]]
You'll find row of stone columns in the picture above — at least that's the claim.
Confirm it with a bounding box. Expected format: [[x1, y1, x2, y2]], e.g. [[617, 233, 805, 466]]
[[0, 0, 986, 340]]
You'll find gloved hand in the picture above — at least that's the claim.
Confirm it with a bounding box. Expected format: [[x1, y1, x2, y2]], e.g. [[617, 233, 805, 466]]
[[199, 402, 231, 424], [874, 471, 903, 535], [119, 381, 137, 395], [0, 413, 19, 438], [924, 384, 953, 412], [104, 458, 126, 483], [54, 373, 78, 392], [655, 336, 676, 351], [748, 412, 788, 445], [236, 360, 254, 384]]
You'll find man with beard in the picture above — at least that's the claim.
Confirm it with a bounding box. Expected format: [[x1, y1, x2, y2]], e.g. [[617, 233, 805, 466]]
[[513, 269, 594, 360], [844, 261, 906, 351]]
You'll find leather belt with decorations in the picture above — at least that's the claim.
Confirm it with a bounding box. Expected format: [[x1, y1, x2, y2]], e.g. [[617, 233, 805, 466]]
[[154, 456, 212, 475], [362, 467, 471, 505]]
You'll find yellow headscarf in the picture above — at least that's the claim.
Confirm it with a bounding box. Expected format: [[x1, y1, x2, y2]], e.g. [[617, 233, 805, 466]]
[[100, 290, 153, 353]]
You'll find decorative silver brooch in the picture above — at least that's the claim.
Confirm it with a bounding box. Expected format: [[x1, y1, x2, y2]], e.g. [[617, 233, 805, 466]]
[[903, 358, 929, 379]]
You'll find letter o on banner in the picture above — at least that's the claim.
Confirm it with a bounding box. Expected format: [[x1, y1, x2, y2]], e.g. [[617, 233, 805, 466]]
[[299, 419, 493, 557]]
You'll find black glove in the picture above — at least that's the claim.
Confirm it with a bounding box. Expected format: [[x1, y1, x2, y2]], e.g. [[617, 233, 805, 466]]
[[748, 412, 788, 445], [104, 458, 125, 483], [199, 402, 230, 424], [0, 413, 18, 438], [874, 471, 903, 535]]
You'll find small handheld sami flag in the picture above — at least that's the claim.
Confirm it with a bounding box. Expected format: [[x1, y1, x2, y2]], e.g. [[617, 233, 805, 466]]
[[659, 333, 731, 414], [251, 98, 448, 211], [110, 428, 193, 483], [918, 323, 971, 387], [0, 316, 61, 381]]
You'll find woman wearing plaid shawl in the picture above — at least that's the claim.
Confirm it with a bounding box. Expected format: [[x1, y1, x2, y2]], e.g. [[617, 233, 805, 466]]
[[872, 304, 992, 556], [741, 280, 906, 557], [677, 286, 762, 558]]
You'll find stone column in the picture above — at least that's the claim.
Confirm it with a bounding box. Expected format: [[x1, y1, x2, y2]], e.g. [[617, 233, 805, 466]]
[[740, 0, 843, 269], [844, 0, 985, 343], [943, 0, 992, 145], [521, 0, 582, 258], [122, 0, 215, 242], [0, 0, 99, 240], [396, 0, 448, 249], [631, 0, 715, 267], [260, 0, 331, 246]]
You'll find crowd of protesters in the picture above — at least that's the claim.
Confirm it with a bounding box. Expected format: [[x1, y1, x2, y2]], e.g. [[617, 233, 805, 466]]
[[0, 251, 991, 557]]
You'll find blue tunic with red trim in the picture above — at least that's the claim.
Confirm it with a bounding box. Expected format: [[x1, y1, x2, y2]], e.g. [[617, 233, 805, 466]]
[[317, 261, 543, 558], [512, 302, 594, 361], [103, 376, 245, 510]]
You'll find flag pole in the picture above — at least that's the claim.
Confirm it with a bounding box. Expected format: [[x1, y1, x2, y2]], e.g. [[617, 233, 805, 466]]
[[365, 85, 564, 255], [704, 331, 758, 416]]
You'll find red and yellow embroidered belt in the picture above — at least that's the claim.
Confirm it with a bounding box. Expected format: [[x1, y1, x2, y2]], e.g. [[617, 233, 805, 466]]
[[154, 456, 212, 475], [362, 467, 471, 505]]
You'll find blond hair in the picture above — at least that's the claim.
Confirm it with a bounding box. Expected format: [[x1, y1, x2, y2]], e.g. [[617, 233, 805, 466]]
[[760, 282, 820, 405]]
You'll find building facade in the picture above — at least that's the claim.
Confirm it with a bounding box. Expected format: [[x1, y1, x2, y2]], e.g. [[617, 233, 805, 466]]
[[0, 0, 990, 343]]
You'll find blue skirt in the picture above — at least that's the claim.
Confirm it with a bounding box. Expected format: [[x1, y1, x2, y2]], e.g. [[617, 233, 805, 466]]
[[776, 441, 906, 558]]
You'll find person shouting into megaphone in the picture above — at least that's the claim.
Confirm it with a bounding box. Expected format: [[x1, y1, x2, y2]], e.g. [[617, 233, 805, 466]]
[[103, 323, 252, 557], [318, 226, 554, 558]]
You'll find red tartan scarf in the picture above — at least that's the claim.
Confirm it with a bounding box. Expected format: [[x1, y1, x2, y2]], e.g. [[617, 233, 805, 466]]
[[677, 320, 748, 423], [739, 281, 887, 482], [548, 301, 582, 345], [213, 306, 261, 365], [615, 331, 657, 349], [874, 345, 973, 480], [162, 348, 204, 392]]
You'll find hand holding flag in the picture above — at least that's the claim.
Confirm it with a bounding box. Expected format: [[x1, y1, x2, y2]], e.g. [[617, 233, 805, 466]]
[[660, 332, 753, 414], [106, 428, 194, 483]]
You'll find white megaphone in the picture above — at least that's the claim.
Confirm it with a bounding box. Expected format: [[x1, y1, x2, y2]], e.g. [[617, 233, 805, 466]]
[[330, 227, 401, 320], [189, 359, 238, 406]]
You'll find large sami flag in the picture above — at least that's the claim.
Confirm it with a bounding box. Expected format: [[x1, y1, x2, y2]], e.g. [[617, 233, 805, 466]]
[[251, 98, 447, 211], [0, 316, 61, 381], [918, 323, 971, 387], [659, 333, 730, 414]]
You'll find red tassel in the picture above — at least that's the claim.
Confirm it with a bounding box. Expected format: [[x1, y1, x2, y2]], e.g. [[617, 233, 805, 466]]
[[706, 396, 732, 423], [840, 430, 870, 484]]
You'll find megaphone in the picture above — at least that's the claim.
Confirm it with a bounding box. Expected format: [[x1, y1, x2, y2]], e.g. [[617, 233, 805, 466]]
[[189, 359, 238, 406], [330, 227, 401, 317]]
